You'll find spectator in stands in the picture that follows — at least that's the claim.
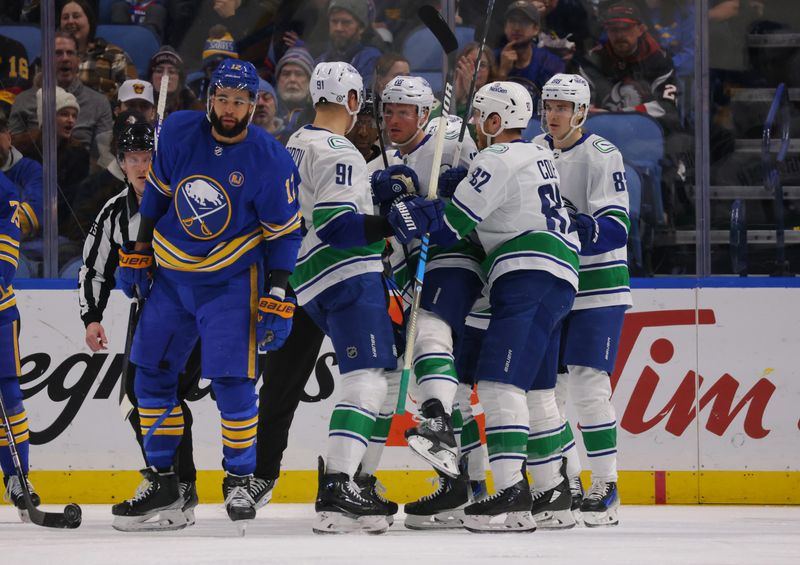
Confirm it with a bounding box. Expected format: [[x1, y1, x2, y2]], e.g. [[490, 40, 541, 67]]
[[577, 1, 680, 132], [0, 112, 43, 241], [147, 45, 204, 114], [372, 52, 410, 95], [0, 34, 33, 117], [174, 0, 276, 72], [454, 42, 496, 119], [642, 0, 694, 78], [59, 0, 137, 100], [252, 79, 283, 136], [531, 0, 592, 60], [266, 0, 329, 75], [189, 26, 240, 101], [67, 111, 146, 242], [274, 45, 315, 144], [111, 1, 168, 42], [115, 79, 155, 121], [24, 87, 90, 239], [346, 89, 381, 163], [495, 1, 565, 102], [9, 31, 113, 161], [317, 0, 383, 86]]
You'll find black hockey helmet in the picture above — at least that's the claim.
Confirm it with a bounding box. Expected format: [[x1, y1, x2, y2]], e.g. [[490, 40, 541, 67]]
[[117, 121, 155, 160]]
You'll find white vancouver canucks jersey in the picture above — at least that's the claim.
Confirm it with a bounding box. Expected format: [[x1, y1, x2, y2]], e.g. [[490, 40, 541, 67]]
[[286, 125, 384, 304], [445, 140, 580, 289], [534, 132, 632, 310]]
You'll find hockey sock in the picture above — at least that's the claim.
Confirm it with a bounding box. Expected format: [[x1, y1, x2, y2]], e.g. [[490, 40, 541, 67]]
[[478, 380, 528, 491], [327, 368, 387, 477], [213, 377, 258, 476], [526, 389, 562, 491], [569, 365, 618, 482], [555, 370, 582, 479], [138, 405, 184, 470], [0, 403, 29, 476], [455, 383, 485, 480], [359, 368, 400, 476], [413, 310, 458, 413]]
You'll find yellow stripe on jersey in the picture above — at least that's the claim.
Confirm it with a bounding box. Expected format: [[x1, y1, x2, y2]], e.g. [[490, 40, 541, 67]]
[[138, 406, 185, 436], [153, 228, 262, 273], [221, 415, 257, 449], [12, 320, 20, 375], [248, 264, 257, 378], [221, 415, 258, 430], [0, 289, 17, 313], [147, 166, 171, 197], [0, 409, 28, 446], [261, 212, 302, 241]]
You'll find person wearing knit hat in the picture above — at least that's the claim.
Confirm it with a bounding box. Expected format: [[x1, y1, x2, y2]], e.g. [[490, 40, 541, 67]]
[[273, 46, 315, 143], [202, 27, 239, 72], [253, 79, 283, 136], [318, 0, 383, 86], [148, 45, 204, 115], [36, 87, 80, 140]]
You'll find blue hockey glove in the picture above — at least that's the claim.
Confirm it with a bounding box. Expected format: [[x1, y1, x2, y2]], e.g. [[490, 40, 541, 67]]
[[387, 196, 445, 244], [257, 294, 296, 351], [573, 213, 599, 250], [118, 246, 154, 299], [371, 165, 419, 205], [437, 166, 468, 198]]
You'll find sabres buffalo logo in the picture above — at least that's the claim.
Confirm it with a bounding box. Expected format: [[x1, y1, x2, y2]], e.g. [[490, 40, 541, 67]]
[[175, 175, 231, 239]]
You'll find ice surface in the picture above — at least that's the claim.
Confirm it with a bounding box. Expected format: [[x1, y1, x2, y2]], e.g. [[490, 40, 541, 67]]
[[2, 504, 799, 564]]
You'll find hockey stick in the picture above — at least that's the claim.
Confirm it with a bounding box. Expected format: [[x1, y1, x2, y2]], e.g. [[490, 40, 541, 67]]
[[118, 74, 169, 419], [0, 389, 82, 528], [396, 5, 459, 415], [453, 0, 495, 164]]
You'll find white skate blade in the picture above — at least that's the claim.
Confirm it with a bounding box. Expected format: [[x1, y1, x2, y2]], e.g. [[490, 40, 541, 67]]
[[235, 520, 250, 537], [463, 511, 537, 533], [583, 505, 619, 527], [183, 507, 196, 527], [17, 508, 31, 523], [404, 508, 466, 530], [572, 507, 584, 526], [112, 508, 188, 532], [533, 508, 577, 530], [313, 511, 390, 535], [406, 436, 459, 478]]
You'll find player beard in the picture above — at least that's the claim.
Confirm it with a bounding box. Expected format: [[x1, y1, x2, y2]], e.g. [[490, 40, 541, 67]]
[[209, 108, 249, 139]]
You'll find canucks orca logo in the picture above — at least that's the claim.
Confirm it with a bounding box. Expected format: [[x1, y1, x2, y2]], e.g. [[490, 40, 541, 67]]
[[175, 175, 231, 240]]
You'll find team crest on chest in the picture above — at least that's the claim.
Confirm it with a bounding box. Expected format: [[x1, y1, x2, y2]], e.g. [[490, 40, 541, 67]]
[[175, 175, 232, 240], [228, 171, 244, 187]]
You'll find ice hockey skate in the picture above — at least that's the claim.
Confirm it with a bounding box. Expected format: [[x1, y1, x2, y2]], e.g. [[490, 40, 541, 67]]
[[249, 476, 276, 510], [112, 467, 186, 532], [569, 475, 585, 524], [405, 399, 459, 478], [530, 478, 576, 529], [354, 473, 397, 525], [4, 474, 40, 523], [313, 457, 390, 535], [179, 481, 198, 526], [223, 473, 257, 535], [581, 480, 619, 527], [463, 476, 537, 533], [404, 469, 470, 530]]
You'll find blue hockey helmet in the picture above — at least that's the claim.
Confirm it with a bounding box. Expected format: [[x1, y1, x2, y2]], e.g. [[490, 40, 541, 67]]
[[208, 59, 259, 100]]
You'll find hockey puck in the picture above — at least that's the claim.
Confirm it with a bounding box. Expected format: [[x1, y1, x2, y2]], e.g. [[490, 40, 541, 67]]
[[64, 504, 83, 527]]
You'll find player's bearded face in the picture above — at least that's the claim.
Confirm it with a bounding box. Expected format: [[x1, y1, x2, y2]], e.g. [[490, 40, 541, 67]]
[[210, 89, 253, 138]]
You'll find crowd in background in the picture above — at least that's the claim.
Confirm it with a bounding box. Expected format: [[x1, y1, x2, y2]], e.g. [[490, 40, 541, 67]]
[[0, 0, 796, 275]]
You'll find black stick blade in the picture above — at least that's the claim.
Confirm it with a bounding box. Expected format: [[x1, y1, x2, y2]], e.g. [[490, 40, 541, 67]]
[[418, 5, 459, 54]]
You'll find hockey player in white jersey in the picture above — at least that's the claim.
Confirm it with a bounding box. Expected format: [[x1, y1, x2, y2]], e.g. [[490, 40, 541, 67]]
[[386, 81, 580, 532], [285, 62, 423, 534], [533, 73, 631, 527], [371, 76, 488, 529]]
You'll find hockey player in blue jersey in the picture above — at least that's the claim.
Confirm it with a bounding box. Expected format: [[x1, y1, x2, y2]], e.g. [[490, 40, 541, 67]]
[[0, 169, 40, 522], [113, 59, 302, 531]]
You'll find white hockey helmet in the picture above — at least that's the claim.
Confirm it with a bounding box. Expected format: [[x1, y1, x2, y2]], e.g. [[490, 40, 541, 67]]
[[540, 73, 591, 137], [310, 62, 364, 132], [472, 81, 532, 143], [381, 75, 435, 128]]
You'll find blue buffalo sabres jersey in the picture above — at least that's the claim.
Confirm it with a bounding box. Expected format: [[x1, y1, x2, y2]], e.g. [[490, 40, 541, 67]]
[[0, 171, 22, 325], [139, 111, 302, 284]]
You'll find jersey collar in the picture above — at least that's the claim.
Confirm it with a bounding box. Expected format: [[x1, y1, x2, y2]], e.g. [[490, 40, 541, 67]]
[[545, 132, 590, 153]]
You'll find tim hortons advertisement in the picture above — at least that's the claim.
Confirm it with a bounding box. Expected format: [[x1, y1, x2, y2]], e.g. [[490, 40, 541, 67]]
[[12, 286, 800, 473]]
